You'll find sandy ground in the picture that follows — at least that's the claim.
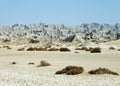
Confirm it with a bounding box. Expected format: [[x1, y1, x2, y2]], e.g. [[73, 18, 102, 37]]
[[0, 46, 120, 86]]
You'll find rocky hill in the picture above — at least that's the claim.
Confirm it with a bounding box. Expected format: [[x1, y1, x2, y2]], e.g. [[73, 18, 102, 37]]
[[0, 23, 120, 46]]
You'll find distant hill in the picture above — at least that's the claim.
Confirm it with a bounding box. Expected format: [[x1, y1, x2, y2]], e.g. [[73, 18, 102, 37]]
[[0, 23, 120, 46]]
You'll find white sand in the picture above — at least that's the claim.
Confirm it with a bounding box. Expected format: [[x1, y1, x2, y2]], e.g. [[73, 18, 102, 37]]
[[0, 46, 120, 86]]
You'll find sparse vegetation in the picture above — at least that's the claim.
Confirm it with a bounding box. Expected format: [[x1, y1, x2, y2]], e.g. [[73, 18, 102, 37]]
[[26, 47, 36, 51], [26, 47, 47, 51], [17, 48, 25, 51], [11, 61, 16, 64], [88, 67, 119, 75], [36, 47, 47, 51], [3, 46, 11, 50], [28, 62, 35, 65], [48, 48, 60, 51], [75, 48, 81, 50], [90, 47, 101, 53], [37, 60, 51, 67], [55, 66, 84, 75], [109, 47, 115, 50], [60, 48, 71, 52], [88, 47, 94, 51], [117, 49, 120, 51], [75, 51, 79, 53]]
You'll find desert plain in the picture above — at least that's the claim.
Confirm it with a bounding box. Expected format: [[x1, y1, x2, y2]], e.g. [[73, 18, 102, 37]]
[[0, 43, 120, 86]]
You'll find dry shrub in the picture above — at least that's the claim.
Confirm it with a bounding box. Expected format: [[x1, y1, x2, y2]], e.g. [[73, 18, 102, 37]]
[[3, 46, 9, 48], [37, 60, 51, 67], [90, 47, 101, 53], [28, 62, 35, 65], [48, 48, 60, 51], [3, 46, 11, 49], [117, 49, 120, 51], [11, 61, 16, 64], [88, 47, 94, 51], [109, 47, 115, 50], [7, 47, 12, 50], [27, 47, 47, 51], [36, 47, 47, 51], [26, 47, 36, 51], [88, 67, 119, 75], [60, 48, 71, 52], [75, 48, 81, 50], [17, 48, 25, 51], [75, 51, 79, 53], [55, 66, 84, 75]]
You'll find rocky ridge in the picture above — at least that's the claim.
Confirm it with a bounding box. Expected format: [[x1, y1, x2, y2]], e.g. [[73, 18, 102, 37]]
[[0, 23, 120, 46]]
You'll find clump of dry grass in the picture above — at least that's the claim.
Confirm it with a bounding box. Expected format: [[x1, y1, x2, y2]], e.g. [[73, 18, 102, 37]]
[[109, 47, 115, 50], [17, 48, 25, 51], [3, 46, 11, 50], [48, 48, 60, 51], [28, 62, 35, 65], [55, 66, 84, 75], [60, 48, 71, 52], [36, 47, 47, 51], [37, 60, 51, 67], [75, 51, 79, 53], [26, 47, 47, 51], [88, 67, 119, 75], [90, 47, 101, 53], [11, 61, 16, 65], [26, 47, 36, 51], [117, 49, 120, 51], [75, 48, 81, 50], [88, 47, 94, 51]]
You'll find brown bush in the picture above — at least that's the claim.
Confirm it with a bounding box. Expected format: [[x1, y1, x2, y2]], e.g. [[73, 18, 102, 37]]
[[36, 47, 47, 51], [11, 61, 16, 64], [26, 47, 36, 51], [75, 48, 81, 50], [3, 46, 11, 49], [88, 67, 119, 75], [60, 48, 71, 52], [90, 47, 101, 53], [7, 47, 12, 50], [109, 47, 115, 50], [17, 48, 25, 51], [3, 46, 9, 48], [55, 66, 84, 75], [28, 62, 35, 65], [117, 49, 120, 51], [88, 47, 94, 51], [66, 68, 83, 75], [75, 51, 79, 53], [48, 48, 60, 51]]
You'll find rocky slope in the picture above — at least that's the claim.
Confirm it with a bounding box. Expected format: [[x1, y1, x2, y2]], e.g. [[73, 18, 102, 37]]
[[0, 23, 120, 46]]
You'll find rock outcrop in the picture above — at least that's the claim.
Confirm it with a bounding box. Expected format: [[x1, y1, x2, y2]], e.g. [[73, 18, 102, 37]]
[[0, 23, 120, 46]]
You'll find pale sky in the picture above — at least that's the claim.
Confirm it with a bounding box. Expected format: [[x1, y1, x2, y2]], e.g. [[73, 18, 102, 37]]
[[0, 0, 120, 25]]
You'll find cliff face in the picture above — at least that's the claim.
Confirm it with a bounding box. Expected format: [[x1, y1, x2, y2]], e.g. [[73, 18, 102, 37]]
[[0, 23, 120, 45]]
